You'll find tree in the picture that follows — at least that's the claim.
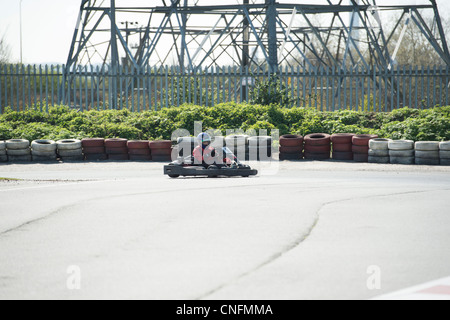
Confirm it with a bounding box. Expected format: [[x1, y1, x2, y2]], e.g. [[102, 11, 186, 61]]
[[0, 33, 11, 64]]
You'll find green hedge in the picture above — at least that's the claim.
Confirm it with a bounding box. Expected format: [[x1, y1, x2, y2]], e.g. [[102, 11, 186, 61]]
[[0, 103, 449, 142]]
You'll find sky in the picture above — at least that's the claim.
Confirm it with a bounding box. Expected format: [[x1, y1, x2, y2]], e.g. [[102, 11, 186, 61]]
[[0, 0, 449, 65]]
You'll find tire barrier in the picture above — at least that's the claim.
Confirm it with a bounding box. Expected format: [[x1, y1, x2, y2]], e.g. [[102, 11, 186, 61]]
[[105, 138, 129, 161], [1, 136, 450, 167], [440, 141, 450, 166], [248, 136, 272, 161], [304, 133, 331, 160], [56, 139, 83, 162], [389, 140, 414, 165], [149, 140, 173, 162], [225, 135, 249, 159], [413, 141, 440, 165], [368, 138, 391, 164], [82, 138, 107, 161], [6, 139, 31, 162], [331, 133, 354, 161], [0, 141, 6, 162], [352, 134, 378, 163], [31, 140, 57, 162], [128, 140, 151, 161], [176, 137, 197, 158]]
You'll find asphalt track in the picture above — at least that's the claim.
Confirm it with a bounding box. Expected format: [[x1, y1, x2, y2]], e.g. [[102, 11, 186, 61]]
[[0, 160, 449, 300]]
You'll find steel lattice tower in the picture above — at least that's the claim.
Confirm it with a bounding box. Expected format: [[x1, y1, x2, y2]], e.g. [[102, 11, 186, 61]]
[[66, 0, 450, 71]]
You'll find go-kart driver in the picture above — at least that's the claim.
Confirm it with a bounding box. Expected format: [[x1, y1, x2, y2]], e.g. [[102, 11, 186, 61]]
[[193, 132, 233, 167]]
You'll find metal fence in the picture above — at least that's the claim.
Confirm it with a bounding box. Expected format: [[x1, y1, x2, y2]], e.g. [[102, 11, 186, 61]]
[[1, 64, 449, 113]]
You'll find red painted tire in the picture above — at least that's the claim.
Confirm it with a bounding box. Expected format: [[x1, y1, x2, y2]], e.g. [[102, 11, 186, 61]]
[[279, 146, 303, 154], [151, 155, 172, 162], [353, 153, 369, 162], [279, 152, 303, 161], [149, 140, 172, 149], [128, 148, 151, 155], [279, 135, 304, 147], [84, 153, 108, 161], [106, 147, 128, 154], [304, 144, 331, 153], [105, 138, 128, 148], [151, 148, 172, 156], [129, 154, 152, 161], [331, 133, 355, 144], [127, 140, 150, 149], [352, 134, 378, 146], [304, 133, 331, 146], [107, 154, 129, 161], [332, 151, 354, 161], [83, 146, 105, 154], [332, 143, 353, 152], [304, 152, 330, 160], [352, 145, 369, 154], [82, 138, 105, 148]]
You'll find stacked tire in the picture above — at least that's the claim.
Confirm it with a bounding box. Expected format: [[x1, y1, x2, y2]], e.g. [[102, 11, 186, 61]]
[[128, 140, 151, 161], [368, 138, 391, 164], [352, 134, 378, 162], [248, 136, 272, 161], [389, 140, 415, 165], [82, 138, 107, 161], [414, 141, 440, 166], [0, 141, 8, 162], [150, 140, 173, 162], [31, 140, 57, 162], [331, 133, 354, 161], [440, 141, 450, 166], [176, 137, 197, 158], [6, 139, 31, 162], [57, 139, 83, 161], [279, 135, 303, 161], [225, 135, 249, 160], [105, 138, 129, 161], [304, 133, 331, 160]]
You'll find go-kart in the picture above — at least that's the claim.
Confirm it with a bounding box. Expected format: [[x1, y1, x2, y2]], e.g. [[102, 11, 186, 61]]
[[164, 147, 258, 178]]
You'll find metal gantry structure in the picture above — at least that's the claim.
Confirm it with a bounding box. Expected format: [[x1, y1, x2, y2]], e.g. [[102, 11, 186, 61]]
[[65, 0, 450, 72]]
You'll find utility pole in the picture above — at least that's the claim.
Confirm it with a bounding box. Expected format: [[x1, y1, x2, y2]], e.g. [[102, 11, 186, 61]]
[[266, 0, 278, 72]]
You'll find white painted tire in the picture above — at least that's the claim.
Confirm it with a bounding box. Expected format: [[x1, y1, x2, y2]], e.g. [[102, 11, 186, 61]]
[[6, 139, 30, 150], [7, 148, 31, 156], [439, 150, 450, 159], [58, 148, 83, 157], [225, 135, 249, 147], [388, 140, 414, 150], [389, 149, 414, 157], [31, 140, 57, 152], [32, 150, 56, 157], [369, 138, 391, 150], [248, 136, 272, 148], [368, 149, 389, 157], [439, 141, 450, 151], [56, 139, 82, 151], [368, 156, 390, 164], [415, 141, 439, 151], [415, 158, 440, 165], [390, 156, 414, 165], [415, 150, 439, 159]]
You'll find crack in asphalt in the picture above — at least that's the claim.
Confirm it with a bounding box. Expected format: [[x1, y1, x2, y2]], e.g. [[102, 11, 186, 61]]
[[195, 187, 450, 300]]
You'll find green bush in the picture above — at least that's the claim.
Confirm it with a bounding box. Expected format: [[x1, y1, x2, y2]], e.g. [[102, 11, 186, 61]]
[[0, 104, 448, 142]]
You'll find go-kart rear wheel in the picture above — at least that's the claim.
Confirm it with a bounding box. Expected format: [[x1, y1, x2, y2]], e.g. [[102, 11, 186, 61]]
[[208, 165, 218, 178], [168, 174, 180, 178]]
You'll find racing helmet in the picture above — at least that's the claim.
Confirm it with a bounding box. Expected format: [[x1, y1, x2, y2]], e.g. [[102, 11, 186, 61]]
[[197, 132, 212, 146]]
